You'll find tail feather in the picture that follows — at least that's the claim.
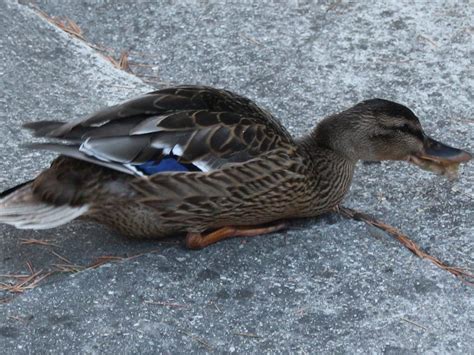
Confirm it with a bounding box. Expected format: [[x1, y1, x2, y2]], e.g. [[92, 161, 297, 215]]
[[0, 180, 33, 199], [0, 182, 88, 230], [22, 121, 65, 137]]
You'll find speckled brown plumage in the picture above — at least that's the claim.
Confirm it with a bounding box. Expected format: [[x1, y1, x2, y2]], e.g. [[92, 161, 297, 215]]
[[0, 85, 471, 246]]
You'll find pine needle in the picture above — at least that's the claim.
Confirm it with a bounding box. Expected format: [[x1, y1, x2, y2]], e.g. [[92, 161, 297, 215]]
[[337, 206, 473, 284]]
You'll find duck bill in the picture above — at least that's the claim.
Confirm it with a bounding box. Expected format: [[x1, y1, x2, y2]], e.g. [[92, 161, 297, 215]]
[[417, 135, 471, 164], [408, 134, 472, 178]]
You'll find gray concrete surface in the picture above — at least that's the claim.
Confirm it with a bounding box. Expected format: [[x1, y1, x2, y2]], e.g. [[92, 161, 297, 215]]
[[1, 0, 473, 353]]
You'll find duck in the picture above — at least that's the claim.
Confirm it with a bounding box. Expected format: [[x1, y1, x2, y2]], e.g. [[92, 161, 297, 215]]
[[0, 85, 471, 249]]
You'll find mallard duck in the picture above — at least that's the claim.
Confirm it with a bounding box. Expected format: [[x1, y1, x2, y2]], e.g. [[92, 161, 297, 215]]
[[0, 86, 471, 248]]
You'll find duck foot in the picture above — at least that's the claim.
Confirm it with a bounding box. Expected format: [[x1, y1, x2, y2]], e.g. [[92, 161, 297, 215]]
[[185, 222, 287, 249]]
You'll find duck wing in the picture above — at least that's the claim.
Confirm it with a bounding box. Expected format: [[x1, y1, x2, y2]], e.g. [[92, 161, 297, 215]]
[[24, 85, 295, 175]]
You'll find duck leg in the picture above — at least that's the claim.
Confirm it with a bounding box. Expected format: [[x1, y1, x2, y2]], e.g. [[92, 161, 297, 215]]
[[185, 222, 287, 249]]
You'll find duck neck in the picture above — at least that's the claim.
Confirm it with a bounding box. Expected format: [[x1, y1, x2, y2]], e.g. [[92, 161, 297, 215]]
[[296, 133, 357, 214], [297, 130, 358, 166]]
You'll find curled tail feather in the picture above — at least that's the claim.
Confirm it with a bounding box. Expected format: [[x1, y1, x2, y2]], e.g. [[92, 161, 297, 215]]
[[0, 182, 89, 229]]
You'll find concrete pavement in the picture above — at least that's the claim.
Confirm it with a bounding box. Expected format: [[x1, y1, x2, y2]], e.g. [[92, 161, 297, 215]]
[[0, 0, 472, 353]]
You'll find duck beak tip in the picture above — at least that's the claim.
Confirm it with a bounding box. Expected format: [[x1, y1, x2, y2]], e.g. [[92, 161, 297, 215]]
[[421, 135, 471, 163], [409, 135, 471, 179]]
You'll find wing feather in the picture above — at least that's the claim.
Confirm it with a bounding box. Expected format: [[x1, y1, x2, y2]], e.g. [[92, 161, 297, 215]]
[[24, 86, 295, 175]]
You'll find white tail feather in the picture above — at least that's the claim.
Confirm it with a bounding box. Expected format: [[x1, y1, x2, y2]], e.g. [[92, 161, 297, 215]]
[[0, 183, 88, 229]]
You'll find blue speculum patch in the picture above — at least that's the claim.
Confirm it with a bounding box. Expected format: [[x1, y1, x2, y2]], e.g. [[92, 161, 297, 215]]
[[136, 156, 200, 175]]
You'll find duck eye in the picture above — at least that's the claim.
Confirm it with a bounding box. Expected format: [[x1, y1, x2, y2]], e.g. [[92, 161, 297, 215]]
[[398, 123, 411, 133]]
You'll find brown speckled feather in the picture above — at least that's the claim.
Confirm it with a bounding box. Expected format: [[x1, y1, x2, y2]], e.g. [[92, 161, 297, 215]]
[[3, 90, 469, 239], [25, 85, 294, 174], [27, 145, 354, 238]]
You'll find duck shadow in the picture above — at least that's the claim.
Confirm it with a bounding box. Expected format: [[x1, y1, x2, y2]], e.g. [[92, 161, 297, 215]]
[[0, 212, 345, 300]]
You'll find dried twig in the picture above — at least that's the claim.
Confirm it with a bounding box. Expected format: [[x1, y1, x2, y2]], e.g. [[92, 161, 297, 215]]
[[50, 250, 74, 265], [20, 238, 58, 247], [36, 9, 85, 41], [48, 250, 84, 273], [87, 249, 160, 269], [400, 317, 428, 331], [26, 261, 34, 274], [88, 256, 124, 269], [33, 6, 131, 73], [103, 51, 132, 72], [117, 51, 131, 72], [127, 249, 161, 260], [0, 273, 31, 278], [337, 206, 473, 284], [1, 249, 161, 294], [0, 267, 52, 294], [53, 263, 84, 273]]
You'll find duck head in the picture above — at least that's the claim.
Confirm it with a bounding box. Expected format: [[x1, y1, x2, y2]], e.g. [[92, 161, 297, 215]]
[[313, 99, 471, 178]]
